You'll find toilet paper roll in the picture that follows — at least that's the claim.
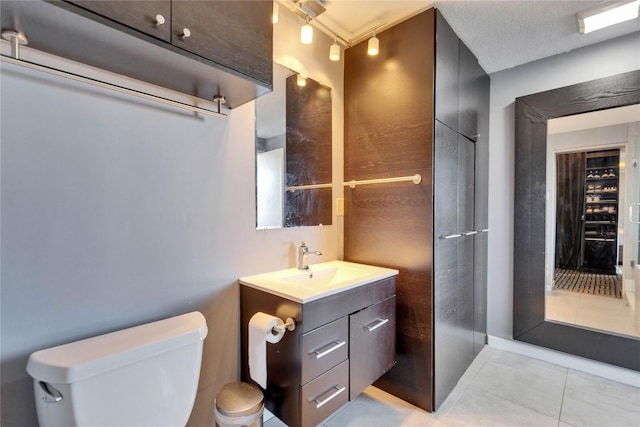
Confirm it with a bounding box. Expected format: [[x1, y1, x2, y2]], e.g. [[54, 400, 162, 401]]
[[248, 312, 285, 389]]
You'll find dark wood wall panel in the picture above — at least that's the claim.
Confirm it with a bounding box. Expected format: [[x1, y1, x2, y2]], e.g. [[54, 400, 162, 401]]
[[344, 9, 436, 411]]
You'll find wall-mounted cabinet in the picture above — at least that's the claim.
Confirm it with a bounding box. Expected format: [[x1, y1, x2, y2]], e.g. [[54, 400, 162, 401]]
[[0, 0, 272, 108], [67, 1, 172, 42], [240, 277, 396, 427]]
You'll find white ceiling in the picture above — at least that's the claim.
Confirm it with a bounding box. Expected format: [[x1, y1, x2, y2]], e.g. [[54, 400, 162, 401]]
[[314, 0, 640, 73]]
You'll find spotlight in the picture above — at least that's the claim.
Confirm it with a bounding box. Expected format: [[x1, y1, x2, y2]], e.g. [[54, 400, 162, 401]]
[[329, 38, 341, 61], [367, 30, 379, 56], [301, 18, 313, 44]]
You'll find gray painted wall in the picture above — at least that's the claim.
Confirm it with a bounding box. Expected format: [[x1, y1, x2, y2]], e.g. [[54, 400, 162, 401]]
[[0, 6, 343, 424], [487, 32, 640, 339]]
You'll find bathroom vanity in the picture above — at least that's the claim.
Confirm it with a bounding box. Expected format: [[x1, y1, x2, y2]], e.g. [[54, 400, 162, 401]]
[[240, 261, 398, 427]]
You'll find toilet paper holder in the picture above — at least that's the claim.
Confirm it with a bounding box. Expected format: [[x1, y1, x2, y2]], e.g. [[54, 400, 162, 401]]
[[272, 317, 296, 334]]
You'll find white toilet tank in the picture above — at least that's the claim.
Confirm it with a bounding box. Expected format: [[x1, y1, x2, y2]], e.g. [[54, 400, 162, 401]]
[[27, 311, 208, 427]]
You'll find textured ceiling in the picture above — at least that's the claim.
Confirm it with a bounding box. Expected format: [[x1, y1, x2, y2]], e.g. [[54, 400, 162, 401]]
[[317, 0, 640, 73]]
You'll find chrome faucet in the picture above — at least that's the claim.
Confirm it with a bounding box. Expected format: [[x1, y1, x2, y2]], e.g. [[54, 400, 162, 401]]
[[298, 241, 322, 270]]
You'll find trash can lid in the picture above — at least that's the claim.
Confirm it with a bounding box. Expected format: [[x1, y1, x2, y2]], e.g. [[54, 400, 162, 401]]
[[215, 382, 264, 417]]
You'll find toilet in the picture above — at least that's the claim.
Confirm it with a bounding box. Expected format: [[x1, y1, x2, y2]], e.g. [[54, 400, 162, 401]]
[[26, 311, 208, 426]]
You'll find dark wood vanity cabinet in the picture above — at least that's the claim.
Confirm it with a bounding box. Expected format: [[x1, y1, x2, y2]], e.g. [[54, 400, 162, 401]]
[[67, 0, 172, 42], [240, 277, 396, 427]]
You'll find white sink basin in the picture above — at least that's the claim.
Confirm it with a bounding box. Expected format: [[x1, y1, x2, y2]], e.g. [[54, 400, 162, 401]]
[[239, 260, 399, 303]]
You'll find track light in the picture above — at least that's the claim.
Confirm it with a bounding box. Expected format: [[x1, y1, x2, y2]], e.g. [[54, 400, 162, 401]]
[[577, 0, 640, 33], [301, 17, 313, 44], [272, 2, 279, 24], [367, 30, 379, 56], [329, 38, 341, 61]]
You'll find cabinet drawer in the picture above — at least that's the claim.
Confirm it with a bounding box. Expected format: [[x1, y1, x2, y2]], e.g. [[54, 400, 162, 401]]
[[301, 317, 348, 384], [301, 360, 349, 427], [349, 296, 396, 400]]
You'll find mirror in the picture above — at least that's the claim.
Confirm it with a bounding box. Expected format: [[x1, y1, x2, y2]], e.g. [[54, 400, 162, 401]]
[[544, 105, 640, 339], [513, 70, 640, 371], [255, 63, 332, 229]]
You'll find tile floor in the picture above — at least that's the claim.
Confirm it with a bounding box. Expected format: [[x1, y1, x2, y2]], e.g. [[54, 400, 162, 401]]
[[264, 346, 640, 427], [546, 289, 640, 338]]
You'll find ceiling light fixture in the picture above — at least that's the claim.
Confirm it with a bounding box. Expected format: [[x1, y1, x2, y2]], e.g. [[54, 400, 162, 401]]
[[296, 74, 307, 87], [367, 29, 379, 56], [301, 17, 313, 44], [329, 37, 341, 61], [577, 0, 640, 33], [272, 2, 279, 24]]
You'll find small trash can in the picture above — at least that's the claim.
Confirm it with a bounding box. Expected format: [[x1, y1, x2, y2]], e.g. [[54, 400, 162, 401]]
[[214, 382, 264, 427]]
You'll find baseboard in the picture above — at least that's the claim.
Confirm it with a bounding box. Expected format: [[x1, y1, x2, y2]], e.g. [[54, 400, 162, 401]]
[[488, 335, 640, 387]]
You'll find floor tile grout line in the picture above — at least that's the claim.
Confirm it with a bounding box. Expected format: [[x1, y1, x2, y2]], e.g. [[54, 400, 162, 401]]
[[467, 382, 565, 422], [437, 352, 492, 422], [557, 367, 569, 426]]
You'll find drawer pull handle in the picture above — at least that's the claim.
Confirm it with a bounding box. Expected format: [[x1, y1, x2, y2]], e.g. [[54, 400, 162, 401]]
[[461, 230, 478, 236], [440, 233, 461, 240], [311, 340, 346, 359], [364, 318, 389, 332], [313, 386, 346, 409]]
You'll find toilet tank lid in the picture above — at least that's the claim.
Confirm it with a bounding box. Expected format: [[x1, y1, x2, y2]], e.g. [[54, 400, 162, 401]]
[[27, 311, 208, 384]]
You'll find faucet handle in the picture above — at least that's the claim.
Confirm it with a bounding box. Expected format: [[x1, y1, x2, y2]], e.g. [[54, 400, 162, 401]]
[[300, 241, 306, 247]]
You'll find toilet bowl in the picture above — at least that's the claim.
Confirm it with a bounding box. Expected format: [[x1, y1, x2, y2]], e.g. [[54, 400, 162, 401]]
[[26, 311, 208, 426]]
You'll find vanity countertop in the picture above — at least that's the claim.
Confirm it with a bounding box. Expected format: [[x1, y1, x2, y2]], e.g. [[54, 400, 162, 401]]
[[239, 260, 398, 303]]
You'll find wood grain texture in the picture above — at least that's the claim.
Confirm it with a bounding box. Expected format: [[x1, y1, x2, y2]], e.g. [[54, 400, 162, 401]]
[[171, 0, 273, 86], [344, 8, 436, 411], [514, 70, 640, 371], [69, 0, 172, 42]]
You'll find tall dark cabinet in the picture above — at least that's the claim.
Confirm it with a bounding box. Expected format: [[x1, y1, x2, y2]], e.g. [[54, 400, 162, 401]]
[[344, 9, 489, 411], [582, 149, 620, 273]]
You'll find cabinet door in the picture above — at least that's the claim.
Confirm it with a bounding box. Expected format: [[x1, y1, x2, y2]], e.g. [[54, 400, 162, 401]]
[[171, 0, 272, 86], [458, 41, 484, 141], [473, 71, 490, 355], [435, 10, 459, 132], [434, 122, 475, 410], [68, 0, 171, 42], [349, 296, 396, 400]]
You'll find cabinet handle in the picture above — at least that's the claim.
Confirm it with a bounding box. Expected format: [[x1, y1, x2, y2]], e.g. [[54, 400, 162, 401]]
[[154, 14, 165, 27], [311, 340, 346, 359], [630, 203, 640, 224], [439, 233, 461, 240], [312, 386, 346, 409], [364, 318, 389, 332], [461, 230, 478, 236], [181, 28, 191, 39], [479, 228, 490, 233]]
